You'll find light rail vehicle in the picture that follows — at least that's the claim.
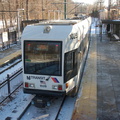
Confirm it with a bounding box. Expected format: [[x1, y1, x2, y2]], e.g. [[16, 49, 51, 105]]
[[21, 17, 92, 96]]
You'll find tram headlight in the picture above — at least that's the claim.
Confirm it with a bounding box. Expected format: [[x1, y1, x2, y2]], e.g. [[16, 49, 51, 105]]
[[25, 82, 35, 88], [52, 85, 63, 90], [52, 85, 58, 90], [29, 83, 35, 88]]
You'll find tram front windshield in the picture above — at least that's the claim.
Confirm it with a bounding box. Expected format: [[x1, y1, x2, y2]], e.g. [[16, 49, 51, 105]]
[[24, 41, 62, 76]]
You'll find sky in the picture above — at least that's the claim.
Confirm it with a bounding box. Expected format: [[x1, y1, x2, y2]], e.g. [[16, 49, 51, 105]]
[[72, 0, 109, 6]]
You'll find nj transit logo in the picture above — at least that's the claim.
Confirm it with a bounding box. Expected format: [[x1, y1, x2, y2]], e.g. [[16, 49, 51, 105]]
[[51, 77, 59, 83]]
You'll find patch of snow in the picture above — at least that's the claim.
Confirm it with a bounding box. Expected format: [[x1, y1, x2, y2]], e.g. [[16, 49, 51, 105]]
[[0, 62, 22, 83], [0, 86, 34, 120]]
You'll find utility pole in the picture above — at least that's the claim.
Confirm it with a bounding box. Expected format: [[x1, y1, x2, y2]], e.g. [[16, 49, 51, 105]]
[[52, 1, 81, 19], [42, 0, 44, 19], [26, 0, 28, 20], [52, 0, 67, 19], [98, 0, 104, 10], [108, 0, 111, 19], [97, 0, 103, 20], [117, 0, 120, 18], [64, 0, 67, 19], [17, 9, 24, 42]]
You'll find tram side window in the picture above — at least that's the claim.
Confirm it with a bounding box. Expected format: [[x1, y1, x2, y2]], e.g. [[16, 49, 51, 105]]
[[65, 52, 73, 72], [73, 50, 77, 75], [78, 47, 81, 68], [64, 50, 77, 82]]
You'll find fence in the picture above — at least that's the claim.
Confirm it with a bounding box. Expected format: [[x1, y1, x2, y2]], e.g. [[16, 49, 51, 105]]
[[0, 68, 23, 104]]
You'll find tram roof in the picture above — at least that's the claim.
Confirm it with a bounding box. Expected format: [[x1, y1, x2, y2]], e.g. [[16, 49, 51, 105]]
[[21, 20, 80, 40], [35, 19, 80, 25]]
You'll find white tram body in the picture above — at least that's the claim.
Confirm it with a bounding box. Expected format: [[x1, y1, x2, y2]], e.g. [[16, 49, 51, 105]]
[[21, 17, 92, 96]]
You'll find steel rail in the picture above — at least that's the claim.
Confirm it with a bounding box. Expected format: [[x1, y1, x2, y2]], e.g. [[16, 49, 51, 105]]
[[0, 59, 22, 74], [18, 95, 66, 120], [55, 95, 66, 120]]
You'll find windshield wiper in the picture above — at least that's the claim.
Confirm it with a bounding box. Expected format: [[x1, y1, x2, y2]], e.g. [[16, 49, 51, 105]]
[[46, 76, 51, 81]]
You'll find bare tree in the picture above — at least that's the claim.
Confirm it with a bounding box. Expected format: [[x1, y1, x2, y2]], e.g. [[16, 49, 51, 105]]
[[0, 0, 93, 30], [0, 1, 8, 30]]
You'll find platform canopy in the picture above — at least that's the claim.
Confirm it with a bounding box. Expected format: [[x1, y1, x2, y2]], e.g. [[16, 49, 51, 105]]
[[102, 20, 120, 24]]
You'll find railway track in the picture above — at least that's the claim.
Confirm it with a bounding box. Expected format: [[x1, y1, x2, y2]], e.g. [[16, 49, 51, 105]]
[[18, 95, 66, 120], [0, 59, 22, 74]]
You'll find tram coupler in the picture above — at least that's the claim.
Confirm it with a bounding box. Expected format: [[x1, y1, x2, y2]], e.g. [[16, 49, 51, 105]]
[[32, 95, 51, 108]]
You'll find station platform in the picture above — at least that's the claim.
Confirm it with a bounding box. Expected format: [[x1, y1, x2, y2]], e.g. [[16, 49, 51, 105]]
[[72, 22, 120, 120], [0, 44, 21, 67]]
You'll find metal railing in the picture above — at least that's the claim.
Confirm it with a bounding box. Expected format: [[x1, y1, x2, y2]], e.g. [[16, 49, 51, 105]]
[[0, 68, 23, 104]]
